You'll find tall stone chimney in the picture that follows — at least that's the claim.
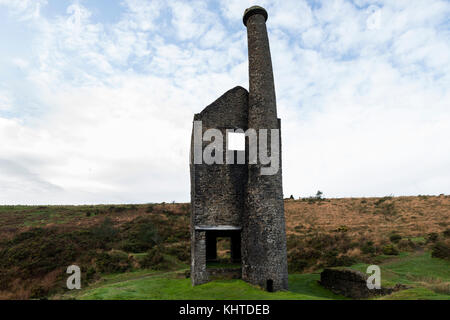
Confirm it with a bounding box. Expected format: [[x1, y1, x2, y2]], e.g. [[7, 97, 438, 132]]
[[242, 6, 289, 291]]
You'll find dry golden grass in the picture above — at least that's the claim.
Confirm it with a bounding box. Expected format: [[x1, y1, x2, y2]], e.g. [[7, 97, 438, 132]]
[[416, 276, 450, 295], [285, 195, 449, 243]]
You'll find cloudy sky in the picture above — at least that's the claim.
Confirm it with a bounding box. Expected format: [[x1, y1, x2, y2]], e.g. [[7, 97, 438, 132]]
[[0, 0, 449, 204]]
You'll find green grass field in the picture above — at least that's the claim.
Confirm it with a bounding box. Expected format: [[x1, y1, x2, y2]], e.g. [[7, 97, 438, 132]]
[[1, 201, 448, 300], [59, 252, 449, 300], [61, 272, 342, 300]]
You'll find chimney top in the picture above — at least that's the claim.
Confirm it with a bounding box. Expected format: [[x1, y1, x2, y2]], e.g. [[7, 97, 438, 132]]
[[243, 6, 268, 26]]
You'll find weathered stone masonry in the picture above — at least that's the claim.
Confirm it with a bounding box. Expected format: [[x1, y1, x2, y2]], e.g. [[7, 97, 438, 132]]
[[190, 6, 288, 291]]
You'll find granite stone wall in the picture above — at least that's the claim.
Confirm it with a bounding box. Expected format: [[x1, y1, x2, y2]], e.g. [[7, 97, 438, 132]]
[[319, 268, 408, 298], [190, 87, 248, 285], [190, 6, 288, 291], [241, 8, 288, 291]]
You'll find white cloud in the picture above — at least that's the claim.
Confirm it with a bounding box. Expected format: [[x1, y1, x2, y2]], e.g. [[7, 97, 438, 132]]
[[170, 1, 211, 40], [0, 0, 449, 204], [121, 0, 164, 31], [12, 58, 30, 69], [301, 27, 324, 48], [219, 0, 257, 22], [0, 90, 13, 111], [0, 0, 47, 20], [269, 0, 314, 32]]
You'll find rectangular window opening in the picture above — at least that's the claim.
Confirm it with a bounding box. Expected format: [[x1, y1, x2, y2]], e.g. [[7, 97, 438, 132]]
[[205, 230, 241, 270], [227, 132, 245, 151]]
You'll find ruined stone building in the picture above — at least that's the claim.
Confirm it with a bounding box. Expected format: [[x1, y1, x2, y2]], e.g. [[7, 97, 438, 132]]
[[190, 6, 288, 292]]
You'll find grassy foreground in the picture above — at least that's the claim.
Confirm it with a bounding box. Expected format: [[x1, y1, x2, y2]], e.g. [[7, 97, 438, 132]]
[[59, 252, 449, 300], [1, 197, 448, 299], [351, 252, 450, 300], [60, 273, 344, 300]]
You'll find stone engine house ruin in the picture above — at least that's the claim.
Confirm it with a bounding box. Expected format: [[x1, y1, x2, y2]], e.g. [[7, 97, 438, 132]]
[[190, 6, 288, 292]]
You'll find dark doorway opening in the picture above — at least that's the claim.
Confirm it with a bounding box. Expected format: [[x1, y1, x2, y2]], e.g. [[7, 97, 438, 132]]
[[205, 229, 241, 269], [266, 279, 273, 292]]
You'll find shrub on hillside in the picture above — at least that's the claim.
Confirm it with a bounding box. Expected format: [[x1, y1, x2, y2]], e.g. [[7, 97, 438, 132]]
[[374, 196, 392, 206], [322, 249, 356, 267], [288, 248, 320, 272], [389, 234, 402, 243], [91, 218, 118, 247], [119, 219, 160, 252], [397, 239, 416, 251], [427, 232, 439, 243], [381, 203, 396, 216], [431, 241, 450, 260], [382, 244, 399, 255], [335, 225, 348, 233], [361, 241, 375, 255], [140, 247, 169, 270], [443, 229, 450, 238], [95, 251, 131, 273], [307, 233, 351, 251], [335, 255, 356, 267], [166, 244, 190, 263], [296, 248, 321, 260], [0, 228, 85, 278], [288, 259, 308, 272]]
